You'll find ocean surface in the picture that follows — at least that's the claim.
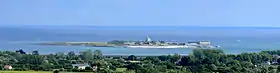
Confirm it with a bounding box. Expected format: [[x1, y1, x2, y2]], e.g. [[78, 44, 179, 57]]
[[1, 26, 280, 56]]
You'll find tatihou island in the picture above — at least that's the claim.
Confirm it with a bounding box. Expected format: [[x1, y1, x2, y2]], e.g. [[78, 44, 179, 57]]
[[37, 36, 220, 49]]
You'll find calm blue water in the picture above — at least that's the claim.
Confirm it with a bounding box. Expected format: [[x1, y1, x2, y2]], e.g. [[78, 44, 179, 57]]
[[1, 26, 280, 55]]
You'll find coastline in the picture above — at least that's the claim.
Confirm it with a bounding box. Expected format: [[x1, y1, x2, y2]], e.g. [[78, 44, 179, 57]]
[[125, 45, 197, 48], [36, 42, 217, 49], [36, 42, 115, 47]]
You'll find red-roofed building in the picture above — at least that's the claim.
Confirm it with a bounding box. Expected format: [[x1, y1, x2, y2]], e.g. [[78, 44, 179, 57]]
[[4, 65, 12, 70]]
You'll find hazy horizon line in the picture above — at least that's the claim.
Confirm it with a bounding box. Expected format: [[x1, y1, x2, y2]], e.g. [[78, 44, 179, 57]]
[[2, 25, 280, 29]]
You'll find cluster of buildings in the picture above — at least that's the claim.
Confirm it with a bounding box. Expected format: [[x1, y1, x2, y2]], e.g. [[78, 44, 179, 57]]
[[123, 36, 211, 46]]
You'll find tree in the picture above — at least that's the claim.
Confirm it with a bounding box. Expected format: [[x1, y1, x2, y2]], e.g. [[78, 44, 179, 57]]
[[136, 68, 159, 73], [109, 60, 124, 68], [19, 54, 44, 70], [55, 52, 66, 60], [154, 65, 167, 72], [93, 50, 103, 60], [85, 67, 92, 70], [193, 49, 205, 59], [143, 62, 154, 68], [180, 56, 196, 66], [260, 66, 269, 73], [127, 63, 142, 70], [170, 54, 182, 63], [180, 67, 192, 73], [67, 51, 75, 60], [39, 60, 52, 71], [67, 51, 75, 56], [128, 55, 137, 60], [80, 49, 93, 62], [32, 50, 39, 55], [277, 58, 280, 64], [2, 48, 280, 72], [209, 64, 217, 71], [144, 56, 160, 64], [158, 55, 168, 61], [16, 49, 26, 54], [165, 62, 176, 69], [92, 60, 108, 70], [9, 52, 22, 61], [46, 54, 59, 65], [277, 66, 280, 73]]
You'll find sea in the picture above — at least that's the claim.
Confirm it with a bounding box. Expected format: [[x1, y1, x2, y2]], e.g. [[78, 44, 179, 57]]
[[1, 25, 280, 56]]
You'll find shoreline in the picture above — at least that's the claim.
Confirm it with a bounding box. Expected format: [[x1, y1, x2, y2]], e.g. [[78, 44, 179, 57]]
[[35, 42, 115, 47], [36, 41, 218, 49]]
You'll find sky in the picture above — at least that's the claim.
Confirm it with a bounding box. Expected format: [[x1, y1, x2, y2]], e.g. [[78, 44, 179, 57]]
[[0, 0, 280, 27]]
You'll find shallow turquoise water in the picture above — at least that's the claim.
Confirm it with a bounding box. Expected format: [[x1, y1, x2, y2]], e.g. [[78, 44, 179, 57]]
[[1, 26, 280, 55], [0, 37, 280, 56]]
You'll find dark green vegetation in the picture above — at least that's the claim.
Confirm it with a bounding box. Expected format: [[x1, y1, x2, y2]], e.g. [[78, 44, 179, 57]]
[[1, 49, 280, 73]]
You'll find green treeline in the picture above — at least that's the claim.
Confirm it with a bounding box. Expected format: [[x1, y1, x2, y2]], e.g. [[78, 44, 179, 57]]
[[1, 49, 280, 73]]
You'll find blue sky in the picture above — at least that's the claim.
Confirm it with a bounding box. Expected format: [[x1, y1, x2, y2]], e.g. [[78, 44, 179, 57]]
[[0, 0, 280, 27]]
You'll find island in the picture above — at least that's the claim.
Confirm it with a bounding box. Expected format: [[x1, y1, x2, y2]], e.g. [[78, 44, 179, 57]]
[[37, 36, 220, 49]]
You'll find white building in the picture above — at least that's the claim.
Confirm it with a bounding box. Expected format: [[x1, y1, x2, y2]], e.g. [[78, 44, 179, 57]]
[[146, 36, 152, 42], [92, 66, 98, 71], [198, 41, 211, 45], [72, 64, 90, 70]]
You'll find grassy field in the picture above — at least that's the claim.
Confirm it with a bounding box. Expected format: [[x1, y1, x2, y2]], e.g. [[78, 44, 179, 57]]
[[0, 71, 93, 73]]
